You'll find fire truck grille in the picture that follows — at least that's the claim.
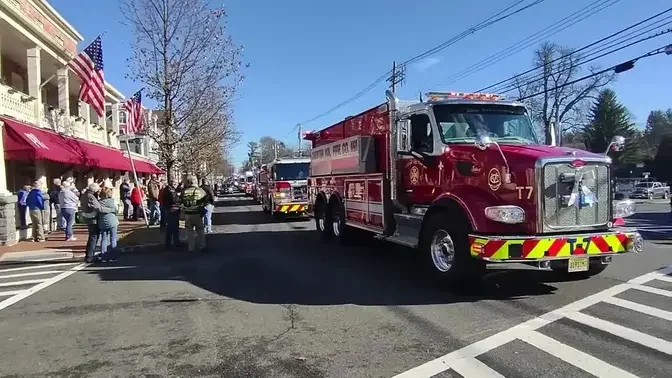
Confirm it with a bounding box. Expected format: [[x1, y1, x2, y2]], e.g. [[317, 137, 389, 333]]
[[541, 162, 610, 232], [292, 185, 308, 202]]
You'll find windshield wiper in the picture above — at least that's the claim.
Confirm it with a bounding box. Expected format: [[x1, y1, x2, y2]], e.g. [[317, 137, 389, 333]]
[[495, 136, 534, 144]]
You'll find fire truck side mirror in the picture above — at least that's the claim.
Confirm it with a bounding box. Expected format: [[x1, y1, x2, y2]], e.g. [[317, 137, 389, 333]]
[[397, 119, 411, 152], [606, 135, 626, 154]]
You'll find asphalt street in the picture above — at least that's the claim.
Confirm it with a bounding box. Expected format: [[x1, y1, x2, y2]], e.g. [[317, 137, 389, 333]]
[[0, 195, 670, 377]]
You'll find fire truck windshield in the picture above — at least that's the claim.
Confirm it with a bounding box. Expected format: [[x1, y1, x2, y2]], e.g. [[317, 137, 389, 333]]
[[273, 163, 309, 181], [433, 104, 539, 145]]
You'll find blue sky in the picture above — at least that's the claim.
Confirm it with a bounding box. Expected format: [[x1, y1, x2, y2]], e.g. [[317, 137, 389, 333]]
[[51, 0, 672, 167]]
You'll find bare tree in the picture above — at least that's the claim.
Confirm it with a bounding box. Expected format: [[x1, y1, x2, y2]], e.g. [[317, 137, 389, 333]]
[[514, 42, 614, 144], [121, 0, 245, 180]]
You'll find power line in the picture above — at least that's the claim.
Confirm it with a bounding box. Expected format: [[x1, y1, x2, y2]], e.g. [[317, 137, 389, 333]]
[[479, 7, 672, 93], [432, 0, 621, 88], [492, 25, 672, 94], [516, 43, 671, 101], [293, 0, 547, 127]]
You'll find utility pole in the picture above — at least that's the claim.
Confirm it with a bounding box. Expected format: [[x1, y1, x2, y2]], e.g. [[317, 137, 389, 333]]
[[297, 123, 302, 157], [387, 61, 406, 93]]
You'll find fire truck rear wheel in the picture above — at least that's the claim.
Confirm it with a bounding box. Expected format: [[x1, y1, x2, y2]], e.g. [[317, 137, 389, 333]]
[[330, 199, 358, 245], [420, 213, 484, 282]]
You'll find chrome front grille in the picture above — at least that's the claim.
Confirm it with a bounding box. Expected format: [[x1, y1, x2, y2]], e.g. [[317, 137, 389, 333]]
[[540, 160, 611, 232], [292, 185, 308, 201]]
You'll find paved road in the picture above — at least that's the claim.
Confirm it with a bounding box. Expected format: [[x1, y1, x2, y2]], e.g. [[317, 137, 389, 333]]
[[0, 195, 669, 377]]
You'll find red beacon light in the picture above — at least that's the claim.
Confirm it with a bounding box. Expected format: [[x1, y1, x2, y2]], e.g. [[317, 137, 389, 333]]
[[569, 159, 586, 168], [425, 91, 504, 102]]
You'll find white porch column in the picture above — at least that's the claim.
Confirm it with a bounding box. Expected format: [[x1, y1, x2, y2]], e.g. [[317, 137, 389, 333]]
[[111, 103, 120, 148], [35, 161, 47, 186], [79, 101, 90, 140], [56, 68, 69, 113], [26, 47, 42, 125]]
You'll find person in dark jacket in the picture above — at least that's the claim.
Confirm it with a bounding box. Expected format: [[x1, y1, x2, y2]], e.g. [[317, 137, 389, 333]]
[[119, 178, 132, 220], [49, 178, 63, 232], [81, 183, 102, 263], [161, 178, 182, 248], [26, 181, 45, 242], [200, 179, 215, 233], [17, 184, 31, 229]]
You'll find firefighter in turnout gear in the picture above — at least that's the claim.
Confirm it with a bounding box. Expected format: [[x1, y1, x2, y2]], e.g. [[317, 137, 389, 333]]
[[180, 176, 208, 253]]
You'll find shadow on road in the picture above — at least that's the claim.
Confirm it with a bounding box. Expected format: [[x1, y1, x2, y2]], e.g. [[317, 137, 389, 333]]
[[87, 226, 573, 307]]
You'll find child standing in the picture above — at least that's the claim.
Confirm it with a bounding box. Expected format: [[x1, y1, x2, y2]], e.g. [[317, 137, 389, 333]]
[[98, 187, 119, 262]]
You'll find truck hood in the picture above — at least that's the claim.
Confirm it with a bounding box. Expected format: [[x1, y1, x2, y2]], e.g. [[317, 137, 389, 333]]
[[497, 144, 605, 161]]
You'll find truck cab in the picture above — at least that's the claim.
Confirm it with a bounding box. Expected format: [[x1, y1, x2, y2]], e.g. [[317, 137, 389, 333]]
[[305, 90, 643, 282], [260, 157, 310, 217]]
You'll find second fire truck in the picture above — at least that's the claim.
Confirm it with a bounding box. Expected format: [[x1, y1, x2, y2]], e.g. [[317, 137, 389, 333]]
[[260, 157, 310, 217], [304, 90, 643, 281]]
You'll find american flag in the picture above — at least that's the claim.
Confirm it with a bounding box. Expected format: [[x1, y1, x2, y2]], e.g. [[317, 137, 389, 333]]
[[124, 90, 144, 135], [68, 37, 105, 117]]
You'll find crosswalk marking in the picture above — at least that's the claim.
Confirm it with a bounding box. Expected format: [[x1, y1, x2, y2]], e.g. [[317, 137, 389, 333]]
[[603, 296, 672, 321], [0, 279, 46, 287], [0, 262, 76, 273], [562, 311, 672, 355], [518, 331, 638, 378], [395, 265, 672, 378], [0, 270, 67, 280], [0, 262, 87, 312]]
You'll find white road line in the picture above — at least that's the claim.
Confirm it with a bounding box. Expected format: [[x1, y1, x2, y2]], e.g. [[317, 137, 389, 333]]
[[0, 279, 45, 287], [562, 311, 672, 355], [450, 358, 504, 377], [393, 266, 672, 378], [0, 270, 67, 280], [518, 331, 638, 378], [627, 284, 672, 298], [603, 297, 672, 321], [0, 262, 77, 273], [0, 263, 88, 312], [0, 290, 22, 297], [654, 275, 672, 283]]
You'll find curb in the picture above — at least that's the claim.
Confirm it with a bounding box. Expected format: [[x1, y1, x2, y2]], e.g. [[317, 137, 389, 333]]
[[0, 243, 165, 264]]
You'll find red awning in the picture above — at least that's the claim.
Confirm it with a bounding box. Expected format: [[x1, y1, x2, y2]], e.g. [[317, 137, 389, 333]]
[[130, 157, 163, 174], [2, 117, 162, 173]]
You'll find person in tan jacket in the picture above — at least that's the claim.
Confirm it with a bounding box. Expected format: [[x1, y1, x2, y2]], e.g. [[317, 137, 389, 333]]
[[146, 174, 161, 225]]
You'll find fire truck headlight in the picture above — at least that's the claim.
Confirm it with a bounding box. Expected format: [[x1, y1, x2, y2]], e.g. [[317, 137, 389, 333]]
[[273, 192, 286, 199], [485, 206, 525, 224], [613, 199, 636, 218]]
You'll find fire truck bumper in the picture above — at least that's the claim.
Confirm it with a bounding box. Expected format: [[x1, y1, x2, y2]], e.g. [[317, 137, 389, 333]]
[[468, 228, 643, 262], [275, 203, 308, 214]]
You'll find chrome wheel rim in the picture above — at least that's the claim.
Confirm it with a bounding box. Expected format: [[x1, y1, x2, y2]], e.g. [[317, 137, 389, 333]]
[[332, 211, 341, 237], [430, 230, 455, 272]]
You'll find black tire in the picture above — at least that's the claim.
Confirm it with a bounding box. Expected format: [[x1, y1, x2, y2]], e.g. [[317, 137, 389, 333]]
[[329, 198, 358, 245], [314, 198, 332, 240], [550, 258, 608, 279], [419, 213, 484, 283]]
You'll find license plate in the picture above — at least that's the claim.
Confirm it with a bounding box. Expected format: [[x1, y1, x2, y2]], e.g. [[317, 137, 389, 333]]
[[568, 257, 589, 272]]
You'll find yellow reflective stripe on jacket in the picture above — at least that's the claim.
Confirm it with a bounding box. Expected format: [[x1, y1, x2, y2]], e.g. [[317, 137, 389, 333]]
[[181, 187, 206, 213]]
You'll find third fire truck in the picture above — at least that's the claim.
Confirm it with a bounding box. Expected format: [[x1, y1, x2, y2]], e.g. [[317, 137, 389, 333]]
[[260, 157, 310, 217], [304, 90, 643, 281]]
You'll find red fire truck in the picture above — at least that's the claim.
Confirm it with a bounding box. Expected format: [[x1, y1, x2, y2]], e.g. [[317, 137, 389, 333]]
[[304, 90, 643, 281], [260, 157, 310, 217]]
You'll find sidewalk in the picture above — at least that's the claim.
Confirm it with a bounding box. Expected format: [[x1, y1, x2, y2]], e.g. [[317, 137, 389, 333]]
[[0, 219, 172, 261]]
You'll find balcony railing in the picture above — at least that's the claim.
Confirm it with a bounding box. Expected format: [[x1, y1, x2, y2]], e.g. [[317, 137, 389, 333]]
[[0, 83, 37, 124], [89, 123, 107, 145]]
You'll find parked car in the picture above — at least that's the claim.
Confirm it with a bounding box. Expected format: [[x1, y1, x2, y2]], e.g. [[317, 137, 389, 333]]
[[629, 181, 670, 200]]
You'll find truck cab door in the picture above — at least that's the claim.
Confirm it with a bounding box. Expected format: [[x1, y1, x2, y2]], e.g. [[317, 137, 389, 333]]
[[397, 112, 440, 205]]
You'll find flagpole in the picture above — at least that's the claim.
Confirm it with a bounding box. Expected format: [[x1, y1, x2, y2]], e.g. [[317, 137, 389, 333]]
[[125, 137, 150, 228], [40, 31, 108, 89]]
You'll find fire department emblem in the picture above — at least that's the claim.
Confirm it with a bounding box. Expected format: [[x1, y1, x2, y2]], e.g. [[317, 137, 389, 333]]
[[410, 165, 420, 185], [488, 168, 501, 191]]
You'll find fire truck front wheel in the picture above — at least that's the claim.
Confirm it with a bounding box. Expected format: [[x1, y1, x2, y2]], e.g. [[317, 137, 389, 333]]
[[420, 213, 484, 282]]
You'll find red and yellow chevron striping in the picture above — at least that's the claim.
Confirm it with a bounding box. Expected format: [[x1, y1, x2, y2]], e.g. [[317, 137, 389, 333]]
[[468, 232, 636, 261], [277, 204, 306, 213]]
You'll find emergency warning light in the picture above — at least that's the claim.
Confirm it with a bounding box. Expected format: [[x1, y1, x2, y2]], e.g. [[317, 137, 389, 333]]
[[425, 92, 505, 102]]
